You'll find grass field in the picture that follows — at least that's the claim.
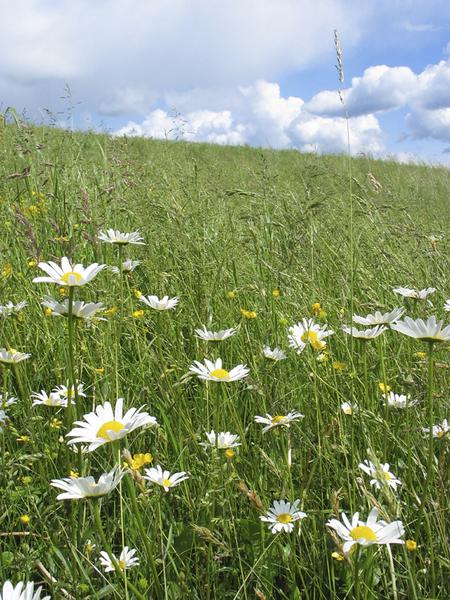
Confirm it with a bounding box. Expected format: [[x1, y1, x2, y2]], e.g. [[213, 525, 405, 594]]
[[0, 115, 449, 599]]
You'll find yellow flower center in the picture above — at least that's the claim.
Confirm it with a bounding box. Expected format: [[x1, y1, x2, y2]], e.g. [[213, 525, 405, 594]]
[[350, 526, 377, 542], [118, 560, 126, 570], [276, 513, 293, 524], [224, 449, 235, 459], [383, 471, 391, 480], [301, 330, 325, 350], [61, 271, 82, 285], [272, 415, 286, 424], [210, 368, 229, 380], [96, 420, 125, 440], [162, 478, 172, 488]]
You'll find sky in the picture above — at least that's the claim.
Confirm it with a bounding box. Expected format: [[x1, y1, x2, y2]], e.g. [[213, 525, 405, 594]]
[[2, 0, 450, 164]]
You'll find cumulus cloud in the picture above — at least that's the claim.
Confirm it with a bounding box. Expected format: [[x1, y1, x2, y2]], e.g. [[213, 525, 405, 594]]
[[116, 80, 384, 155]]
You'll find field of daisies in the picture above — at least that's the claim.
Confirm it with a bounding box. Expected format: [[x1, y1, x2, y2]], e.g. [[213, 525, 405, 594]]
[[0, 118, 449, 599]]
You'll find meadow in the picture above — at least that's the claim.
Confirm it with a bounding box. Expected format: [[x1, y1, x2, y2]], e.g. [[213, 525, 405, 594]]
[[0, 113, 449, 599]]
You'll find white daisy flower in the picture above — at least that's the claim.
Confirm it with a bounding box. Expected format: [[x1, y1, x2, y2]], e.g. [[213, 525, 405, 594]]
[[342, 325, 387, 339], [0, 301, 28, 318], [0, 410, 6, 432], [41, 297, 106, 321], [0, 394, 17, 408], [99, 546, 140, 572], [33, 257, 106, 287], [390, 316, 450, 343], [0, 581, 50, 600], [201, 430, 241, 449], [98, 229, 145, 245], [52, 383, 86, 401], [287, 319, 334, 353], [359, 460, 402, 491], [444, 299, 450, 312], [327, 508, 404, 555], [262, 346, 287, 361], [352, 307, 405, 326], [66, 398, 158, 452], [260, 499, 307, 534], [189, 357, 249, 382], [139, 294, 179, 311], [143, 465, 189, 492], [194, 326, 237, 341], [0, 348, 31, 364], [254, 411, 304, 433], [384, 392, 418, 409], [423, 419, 449, 439], [110, 259, 141, 274], [51, 466, 125, 500], [31, 390, 70, 408], [393, 287, 436, 300], [341, 402, 357, 415]]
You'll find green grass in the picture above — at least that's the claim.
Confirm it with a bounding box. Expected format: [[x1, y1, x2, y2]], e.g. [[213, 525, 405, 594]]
[[0, 116, 449, 599]]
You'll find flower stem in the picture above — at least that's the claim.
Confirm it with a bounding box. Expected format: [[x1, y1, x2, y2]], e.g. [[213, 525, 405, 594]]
[[426, 342, 435, 493], [92, 499, 145, 600]]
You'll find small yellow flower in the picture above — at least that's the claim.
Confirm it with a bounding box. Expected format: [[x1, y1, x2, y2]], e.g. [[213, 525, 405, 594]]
[[73, 223, 80, 230], [317, 351, 329, 363], [227, 291, 236, 299], [134, 289, 143, 299], [332, 361, 347, 371], [405, 540, 417, 552], [95, 367, 105, 374], [133, 309, 145, 319], [21, 476, 32, 485], [240, 308, 257, 319], [413, 351, 427, 360], [20, 515, 30, 525], [129, 452, 153, 470], [2, 264, 13, 278], [50, 418, 62, 429], [318, 309, 328, 320], [69, 470, 79, 478], [378, 382, 391, 394], [54, 235, 69, 242], [59, 287, 69, 297], [17, 435, 30, 443], [44, 307, 53, 317], [104, 306, 118, 316], [28, 259, 37, 268], [312, 302, 322, 316], [331, 551, 344, 561], [272, 289, 281, 298], [224, 448, 235, 459]]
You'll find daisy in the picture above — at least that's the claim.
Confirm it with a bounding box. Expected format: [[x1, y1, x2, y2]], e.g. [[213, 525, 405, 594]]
[[33, 257, 106, 287], [327, 508, 404, 555], [51, 466, 125, 500], [98, 229, 145, 245], [390, 316, 450, 343], [0, 348, 31, 364], [139, 294, 179, 311], [0, 410, 6, 432], [342, 325, 387, 339], [194, 326, 237, 341], [393, 287, 436, 300], [288, 318, 334, 353], [143, 465, 189, 492], [189, 357, 249, 382], [66, 398, 158, 452], [352, 308, 405, 326], [254, 411, 304, 433], [110, 259, 141, 274], [384, 392, 418, 409], [0, 301, 28, 317], [262, 346, 287, 361], [31, 390, 70, 408], [0, 581, 50, 600], [41, 297, 106, 321], [201, 430, 241, 449], [260, 499, 307, 534], [0, 394, 17, 408], [423, 419, 449, 439], [341, 402, 357, 415], [99, 546, 140, 572], [359, 460, 402, 491], [444, 299, 450, 312], [52, 383, 86, 401]]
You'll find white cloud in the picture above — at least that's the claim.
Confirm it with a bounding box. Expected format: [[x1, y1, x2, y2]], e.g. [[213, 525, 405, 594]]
[[116, 80, 383, 156]]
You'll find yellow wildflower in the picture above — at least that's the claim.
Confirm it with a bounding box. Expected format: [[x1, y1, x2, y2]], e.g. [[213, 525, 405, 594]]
[[331, 551, 344, 561], [59, 287, 69, 297], [50, 418, 62, 429], [95, 367, 105, 374], [69, 470, 79, 478], [129, 453, 153, 470], [21, 476, 32, 485], [227, 291, 236, 299], [225, 449, 235, 459], [311, 302, 321, 316], [240, 308, 257, 319], [272, 289, 281, 298], [405, 540, 417, 552], [20, 515, 30, 525], [27, 259, 37, 268], [133, 309, 145, 319], [2, 264, 13, 278], [134, 289, 143, 299], [44, 307, 53, 317], [332, 361, 347, 371], [17, 435, 30, 443], [104, 306, 118, 316], [413, 351, 427, 360], [378, 382, 391, 394]]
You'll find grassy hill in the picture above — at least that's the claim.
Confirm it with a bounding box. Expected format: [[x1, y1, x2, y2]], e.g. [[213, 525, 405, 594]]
[[0, 118, 449, 599]]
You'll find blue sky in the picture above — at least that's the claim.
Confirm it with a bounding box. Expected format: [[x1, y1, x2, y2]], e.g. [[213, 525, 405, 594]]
[[2, 0, 450, 164]]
